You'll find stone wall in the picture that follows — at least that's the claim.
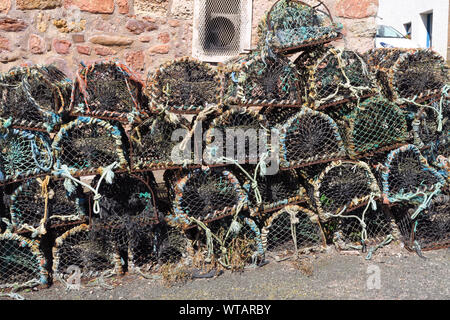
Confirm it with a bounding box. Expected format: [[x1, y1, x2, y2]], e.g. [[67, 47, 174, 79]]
[[0, 0, 378, 78]]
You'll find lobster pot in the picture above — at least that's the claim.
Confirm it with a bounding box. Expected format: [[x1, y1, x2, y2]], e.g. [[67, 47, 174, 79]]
[[365, 48, 448, 102], [0, 65, 71, 132], [404, 94, 449, 149], [69, 60, 146, 123], [235, 166, 306, 216], [193, 215, 264, 269], [259, 106, 300, 128], [9, 177, 87, 235], [52, 224, 122, 281], [0, 233, 48, 288], [145, 57, 221, 114], [261, 206, 324, 258], [257, 0, 342, 53], [204, 107, 270, 165], [52, 117, 128, 177], [279, 107, 347, 169], [130, 114, 196, 171], [128, 223, 190, 271], [380, 144, 446, 205], [324, 205, 393, 251], [339, 96, 408, 158], [222, 53, 301, 106], [307, 160, 381, 222], [303, 49, 378, 109], [0, 129, 53, 185], [164, 168, 248, 228], [393, 192, 449, 252]]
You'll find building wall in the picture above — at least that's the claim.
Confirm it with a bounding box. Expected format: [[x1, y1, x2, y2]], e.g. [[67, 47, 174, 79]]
[[378, 0, 449, 59], [0, 0, 378, 78]]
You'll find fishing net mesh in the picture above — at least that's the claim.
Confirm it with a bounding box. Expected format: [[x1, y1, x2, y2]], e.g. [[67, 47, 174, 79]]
[[0, 233, 47, 288], [323, 205, 393, 251], [52, 117, 127, 176], [0, 65, 71, 132], [205, 108, 269, 165], [222, 53, 301, 106], [9, 177, 86, 235], [261, 206, 324, 259], [52, 224, 122, 281], [259, 106, 300, 128], [339, 96, 408, 157], [130, 114, 194, 171], [164, 168, 247, 228], [305, 49, 377, 109], [393, 192, 449, 252], [304, 161, 381, 221], [280, 107, 347, 169], [145, 57, 220, 113], [257, 0, 342, 53], [0, 129, 53, 185], [380, 145, 445, 205], [234, 166, 305, 216], [70, 61, 145, 122], [365, 48, 448, 102]]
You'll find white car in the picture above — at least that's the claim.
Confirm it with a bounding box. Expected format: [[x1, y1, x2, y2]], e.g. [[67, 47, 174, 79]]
[[375, 25, 420, 48]]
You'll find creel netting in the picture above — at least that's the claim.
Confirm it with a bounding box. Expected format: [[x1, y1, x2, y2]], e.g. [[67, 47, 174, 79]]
[[301, 160, 381, 222], [204, 107, 270, 165], [302, 48, 378, 109], [279, 106, 347, 169], [365, 48, 449, 103], [261, 205, 325, 259], [257, 0, 342, 53], [69, 60, 146, 123], [0, 232, 48, 289], [9, 176, 87, 236], [221, 52, 302, 106], [145, 57, 221, 113], [130, 113, 196, 171], [52, 117, 128, 177], [164, 168, 248, 228], [0, 128, 53, 185], [0, 65, 71, 132], [52, 224, 122, 282]]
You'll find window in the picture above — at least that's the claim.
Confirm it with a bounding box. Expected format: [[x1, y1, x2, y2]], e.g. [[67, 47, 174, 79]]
[[192, 0, 253, 63], [403, 22, 411, 38], [376, 25, 406, 38]]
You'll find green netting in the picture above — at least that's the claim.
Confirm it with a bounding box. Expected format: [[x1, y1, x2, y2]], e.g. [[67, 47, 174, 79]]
[[257, 0, 342, 53]]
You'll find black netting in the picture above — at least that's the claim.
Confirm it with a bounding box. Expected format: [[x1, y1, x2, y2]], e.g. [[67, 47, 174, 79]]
[[52, 224, 122, 281], [9, 177, 86, 235], [323, 205, 393, 251], [0, 65, 71, 132], [393, 192, 449, 251], [164, 168, 247, 227], [233, 165, 305, 216], [0, 129, 53, 185], [146, 57, 220, 113], [204, 107, 269, 165], [130, 113, 195, 170], [257, 0, 342, 53], [221, 52, 301, 106], [52, 117, 128, 176], [380, 144, 446, 205], [308, 161, 381, 221], [70, 60, 146, 122], [279, 106, 347, 168], [365, 48, 448, 102]]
